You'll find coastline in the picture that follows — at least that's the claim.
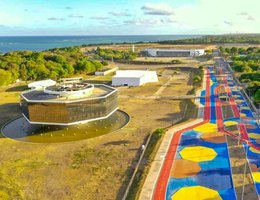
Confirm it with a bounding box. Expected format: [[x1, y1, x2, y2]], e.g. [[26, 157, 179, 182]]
[[0, 35, 203, 53]]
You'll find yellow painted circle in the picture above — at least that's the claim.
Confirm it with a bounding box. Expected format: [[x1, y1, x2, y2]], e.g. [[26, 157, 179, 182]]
[[194, 123, 217, 134], [240, 113, 247, 117], [249, 147, 260, 154], [248, 133, 260, 139], [224, 121, 238, 126], [171, 186, 222, 200], [252, 172, 260, 183], [180, 146, 217, 162], [236, 99, 244, 103]]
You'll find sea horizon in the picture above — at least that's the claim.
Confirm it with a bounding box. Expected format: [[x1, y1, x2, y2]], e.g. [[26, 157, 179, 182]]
[[0, 35, 203, 53]]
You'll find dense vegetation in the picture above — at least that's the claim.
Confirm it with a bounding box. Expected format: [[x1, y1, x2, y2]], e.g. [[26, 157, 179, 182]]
[[0, 47, 104, 87], [91, 47, 138, 61], [159, 34, 260, 44], [223, 46, 260, 103], [193, 66, 204, 87]]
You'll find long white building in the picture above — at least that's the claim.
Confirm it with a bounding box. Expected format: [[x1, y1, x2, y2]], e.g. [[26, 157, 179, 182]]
[[141, 49, 205, 57], [112, 70, 158, 86]]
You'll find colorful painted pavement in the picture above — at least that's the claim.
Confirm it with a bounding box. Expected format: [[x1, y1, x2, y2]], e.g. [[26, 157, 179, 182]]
[[219, 64, 260, 197], [153, 64, 260, 200], [154, 67, 237, 200]]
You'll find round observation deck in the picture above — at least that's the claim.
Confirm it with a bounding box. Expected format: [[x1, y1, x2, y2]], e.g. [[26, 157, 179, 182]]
[[44, 81, 94, 97]]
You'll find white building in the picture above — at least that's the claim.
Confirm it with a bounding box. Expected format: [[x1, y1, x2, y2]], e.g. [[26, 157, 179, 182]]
[[28, 79, 56, 90], [95, 67, 118, 76], [112, 70, 158, 86], [141, 49, 205, 57]]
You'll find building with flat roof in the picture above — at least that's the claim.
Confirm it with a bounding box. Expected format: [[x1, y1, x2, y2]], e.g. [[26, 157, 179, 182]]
[[21, 79, 118, 125], [140, 49, 205, 57], [112, 70, 158, 86]]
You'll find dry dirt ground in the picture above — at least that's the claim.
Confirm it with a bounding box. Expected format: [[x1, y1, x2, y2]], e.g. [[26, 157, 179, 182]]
[[81, 43, 216, 52], [0, 68, 193, 200]]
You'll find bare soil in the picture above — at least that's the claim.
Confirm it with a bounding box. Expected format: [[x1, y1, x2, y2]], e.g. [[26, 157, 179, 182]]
[[81, 43, 216, 52]]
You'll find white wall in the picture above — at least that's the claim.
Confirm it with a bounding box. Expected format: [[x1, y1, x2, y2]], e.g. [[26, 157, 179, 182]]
[[112, 77, 141, 86], [190, 49, 205, 56], [112, 71, 158, 86], [146, 49, 157, 57], [144, 49, 205, 57]]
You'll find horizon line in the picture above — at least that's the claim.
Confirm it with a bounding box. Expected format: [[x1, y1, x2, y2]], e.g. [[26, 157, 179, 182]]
[[1, 33, 260, 37]]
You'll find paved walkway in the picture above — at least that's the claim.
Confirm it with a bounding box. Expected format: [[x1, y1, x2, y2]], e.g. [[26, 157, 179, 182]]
[[139, 119, 203, 200], [140, 61, 260, 200], [139, 70, 207, 200]]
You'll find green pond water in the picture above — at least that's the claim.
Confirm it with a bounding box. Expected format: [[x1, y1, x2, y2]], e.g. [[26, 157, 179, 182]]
[[2, 110, 129, 143]]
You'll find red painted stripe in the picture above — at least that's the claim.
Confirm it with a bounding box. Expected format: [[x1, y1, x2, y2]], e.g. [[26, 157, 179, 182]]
[[217, 68, 260, 151], [225, 86, 240, 118], [239, 124, 249, 140], [215, 86, 224, 131], [153, 69, 211, 199]]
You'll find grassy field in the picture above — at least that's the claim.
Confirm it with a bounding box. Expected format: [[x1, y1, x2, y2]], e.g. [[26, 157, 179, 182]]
[[0, 67, 195, 200]]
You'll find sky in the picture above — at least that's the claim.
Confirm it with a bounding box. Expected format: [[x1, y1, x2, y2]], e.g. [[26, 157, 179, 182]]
[[0, 0, 259, 36]]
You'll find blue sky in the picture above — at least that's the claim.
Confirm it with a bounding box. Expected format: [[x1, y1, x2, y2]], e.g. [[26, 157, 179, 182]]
[[0, 0, 259, 36]]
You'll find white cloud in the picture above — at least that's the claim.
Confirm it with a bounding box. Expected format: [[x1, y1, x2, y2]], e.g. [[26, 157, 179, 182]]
[[170, 0, 260, 33], [68, 14, 84, 18], [48, 17, 65, 21], [223, 21, 233, 26], [90, 16, 109, 20], [123, 18, 165, 26], [108, 11, 131, 17], [246, 15, 255, 21], [141, 3, 174, 15]]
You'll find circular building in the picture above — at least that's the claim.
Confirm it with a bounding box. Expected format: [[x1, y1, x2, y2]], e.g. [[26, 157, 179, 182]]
[[20, 79, 118, 126]]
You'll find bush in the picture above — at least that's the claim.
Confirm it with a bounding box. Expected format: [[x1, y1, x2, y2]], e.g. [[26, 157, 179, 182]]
[[193, 75, 202, 83], [254, 89, 260, 104], [101, 61, 109, 66], [171, 60, 182, 64], [153, 128, 164, 138]]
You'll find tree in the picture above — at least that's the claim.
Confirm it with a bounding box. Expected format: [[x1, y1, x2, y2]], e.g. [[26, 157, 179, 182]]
[[254, 89, 260, 104], [219, 46, 224, 53], [230, 47, 238, 54], [0, 69, 12, 86], [193, 75, 202, 83]]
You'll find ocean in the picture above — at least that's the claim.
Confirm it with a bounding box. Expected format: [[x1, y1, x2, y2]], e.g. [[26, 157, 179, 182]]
[[0, 35, 202, 53]]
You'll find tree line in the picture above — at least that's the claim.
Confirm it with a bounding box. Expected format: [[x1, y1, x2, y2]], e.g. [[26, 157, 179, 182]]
[[158, 34, 260, 44], [90, 47, 138, 61], [226, 47, 260, 104], [0, 47, 104, 87]]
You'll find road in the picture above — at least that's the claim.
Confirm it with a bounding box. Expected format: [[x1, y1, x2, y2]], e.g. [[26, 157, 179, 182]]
[[150, 59, 260, 200]]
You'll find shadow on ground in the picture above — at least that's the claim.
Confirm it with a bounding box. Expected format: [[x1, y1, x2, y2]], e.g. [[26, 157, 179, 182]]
[[0, 103, 21, 138], [5, 85, 28, 92]]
